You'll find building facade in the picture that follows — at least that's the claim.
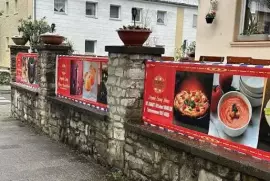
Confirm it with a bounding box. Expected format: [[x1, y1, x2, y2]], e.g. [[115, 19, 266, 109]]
[[0, 0, 33, 68], [196, 0, 270, 60], [0, 0, 198, 68]]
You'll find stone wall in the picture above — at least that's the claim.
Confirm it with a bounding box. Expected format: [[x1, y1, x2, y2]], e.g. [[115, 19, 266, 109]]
[[10, 45, 270, 181], [47, 98, 109, 165], [11, 85, 40, 125], [124, 123, 267, 181]]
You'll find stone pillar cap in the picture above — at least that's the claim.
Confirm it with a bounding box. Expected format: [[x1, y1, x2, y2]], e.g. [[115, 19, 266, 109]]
[[8, 45, 30, 50], [105, 46, 164, 55]]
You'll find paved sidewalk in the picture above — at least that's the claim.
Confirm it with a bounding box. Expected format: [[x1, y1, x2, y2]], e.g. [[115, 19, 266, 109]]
[[0, 103, 108, 181]]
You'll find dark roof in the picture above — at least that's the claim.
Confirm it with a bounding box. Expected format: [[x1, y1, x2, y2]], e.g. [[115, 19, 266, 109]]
[[142, 0, 198, 7]]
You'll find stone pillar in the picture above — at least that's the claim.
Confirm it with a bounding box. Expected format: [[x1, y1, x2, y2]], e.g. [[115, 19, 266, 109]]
[[9, 45, 29, 82], [36, 45, 70, 131], [105, 46, 164, 168]]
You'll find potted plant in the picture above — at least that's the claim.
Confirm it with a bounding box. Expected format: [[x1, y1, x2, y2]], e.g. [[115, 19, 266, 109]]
[[40, 23, 65, 45], [206, 11, 216, 24], [19, 16, 51, 52], [187, 41, 196, 58], [12, 26, 28, 45], [117, 8, 152, 46]]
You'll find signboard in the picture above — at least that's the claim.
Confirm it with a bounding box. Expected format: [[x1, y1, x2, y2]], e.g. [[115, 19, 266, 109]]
[[16, 53, 39, 88], [56, 56, 108, 110], [143, 61, 270, 161]]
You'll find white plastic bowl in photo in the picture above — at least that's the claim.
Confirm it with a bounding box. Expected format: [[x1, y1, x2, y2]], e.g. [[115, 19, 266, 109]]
[[239, 86, 262, 107], [239, 80, 263, 99], [218, 91, 252, 137], [240, 76, 264, 94]]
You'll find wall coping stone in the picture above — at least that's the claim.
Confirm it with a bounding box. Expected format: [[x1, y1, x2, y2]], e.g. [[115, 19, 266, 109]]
[[8, 45, 30, 50], [10, 82, 39, 95], [47, 96, 108, 121], [35, 45, 71, 51], [124, 122, 270, 180], [105, 46, 164, 55]]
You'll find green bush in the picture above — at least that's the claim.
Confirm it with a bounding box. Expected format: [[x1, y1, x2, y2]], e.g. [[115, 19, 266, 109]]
[[0, 72, 10, 85]]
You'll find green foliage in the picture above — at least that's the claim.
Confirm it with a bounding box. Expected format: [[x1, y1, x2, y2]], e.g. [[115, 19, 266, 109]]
[[106, 170, 127, 181], [0, 72, 10, 85], [206, 11, 216, 19], [187, 41, 196, 54], [18, 16, 51, 48]]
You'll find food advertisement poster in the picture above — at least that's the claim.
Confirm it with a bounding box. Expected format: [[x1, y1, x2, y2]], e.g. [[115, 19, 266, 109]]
[[56, 56, 108, 107], [143, 61, 270, 160], [57, 57, 71, 96], [82, 61, 98, 102], [16, 53, 38, 87]]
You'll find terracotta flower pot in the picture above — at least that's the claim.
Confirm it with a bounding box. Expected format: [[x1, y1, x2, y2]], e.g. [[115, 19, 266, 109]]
[[206, 17, 214, 24], [12, 37, 28, 45], [40, 34, 65, 45], [117, 29, 152, 46]]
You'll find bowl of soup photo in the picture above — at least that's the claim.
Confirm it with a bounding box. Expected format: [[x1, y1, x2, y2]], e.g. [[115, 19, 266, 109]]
[[217, 91, 252, 137]]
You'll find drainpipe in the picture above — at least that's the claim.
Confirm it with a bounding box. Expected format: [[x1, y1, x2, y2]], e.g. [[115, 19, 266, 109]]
[[33, 0, 36, 20]]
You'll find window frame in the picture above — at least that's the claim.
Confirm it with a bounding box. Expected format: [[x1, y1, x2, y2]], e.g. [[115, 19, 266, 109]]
[[6, 37, 9, 51], [131, 7, 142, 23], [85, 40, 96, 54], [157, 10, 167, 25], [6, 1, 9, 16], [235, 0, 270, 42], [14, 0, 18, 14], [54, 0, 67, 14], [193, 14, 197, 28], [109, 4, 121, 20], [85, 1, 98, 18]]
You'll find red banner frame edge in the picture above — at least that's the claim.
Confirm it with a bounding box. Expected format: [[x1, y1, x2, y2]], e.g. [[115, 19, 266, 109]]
[[56, 55, 108, 110], [15, 53, 39, 88], [142, 60, 270, 162]]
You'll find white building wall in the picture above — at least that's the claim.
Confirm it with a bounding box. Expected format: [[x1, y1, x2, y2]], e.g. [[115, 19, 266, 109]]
[[182, 7, 197, 45], [36, 0, 197, 56]]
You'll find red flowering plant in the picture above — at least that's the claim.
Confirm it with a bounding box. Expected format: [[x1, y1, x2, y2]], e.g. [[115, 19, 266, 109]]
[[206, 11, 216, 19]]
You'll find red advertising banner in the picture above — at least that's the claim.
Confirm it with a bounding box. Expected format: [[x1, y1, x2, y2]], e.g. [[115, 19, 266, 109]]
[[16, 53, 39, 88], [56, 56, 108, 110], [143, 61, 270, 161]]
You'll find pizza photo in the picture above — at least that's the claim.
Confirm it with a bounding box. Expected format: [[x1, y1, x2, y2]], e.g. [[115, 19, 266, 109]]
[[174, 90, 209, 118], [173, 71, 214, 133]]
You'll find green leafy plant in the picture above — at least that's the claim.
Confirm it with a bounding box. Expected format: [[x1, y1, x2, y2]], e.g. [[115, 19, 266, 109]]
[[18, 16, 51, 49], [63, 38, 74, 55], [242, 9, 262, 35], [106, 170, 127, 181], [187, 41, 196, 54], [206, 11, 216, 19]]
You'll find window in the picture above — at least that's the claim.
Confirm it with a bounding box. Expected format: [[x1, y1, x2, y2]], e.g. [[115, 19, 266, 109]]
[[6, 1, 9, 15], [193, 14, 197, 27], [156, 45, 165, 48], [110, 5, 120, 19], [54, 0, 66, 13], [14, 0, 18, 13], [85, 40, 96, 54], [157, 11, 166, 24], [6, 37, 9, 50], [240, 0, 270, 37], [86, 2, 97, 17], [131, 8, 142, 22]]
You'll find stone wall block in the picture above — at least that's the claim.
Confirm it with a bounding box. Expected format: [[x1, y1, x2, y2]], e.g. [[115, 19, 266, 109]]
[[198, 169, 222, 181]]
